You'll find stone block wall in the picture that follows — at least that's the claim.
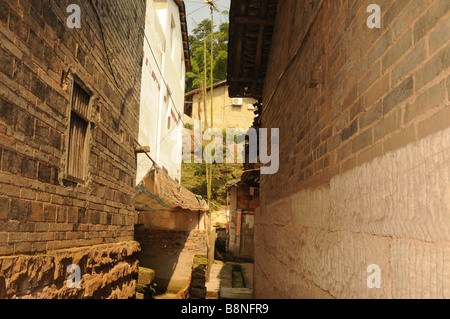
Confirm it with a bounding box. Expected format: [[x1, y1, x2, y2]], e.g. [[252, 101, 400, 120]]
[[0, 241, 140, 299], [0, 0, 145, 298], [256, 0, 450, 298]]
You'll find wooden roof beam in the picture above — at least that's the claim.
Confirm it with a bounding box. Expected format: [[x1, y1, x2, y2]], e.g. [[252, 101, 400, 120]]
[[233, 16, 275, 26], [251, 0, 269, 95], [231, 1, 247, 81], [229, 77, 265, 83]]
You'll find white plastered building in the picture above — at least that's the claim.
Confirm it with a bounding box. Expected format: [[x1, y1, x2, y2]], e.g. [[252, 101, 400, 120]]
[[137, 0, 191, 184]]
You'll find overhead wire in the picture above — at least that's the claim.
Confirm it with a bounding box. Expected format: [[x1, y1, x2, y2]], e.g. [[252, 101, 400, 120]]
[[87, 0, 123, 93], [89, 0, 235, 172], [87, 0, 158, 169], [139, 26, 198, 153], [88, 0, 176, 167], [140, 8, 245, 169], [184, 0, 229, 11], [186, 4, 209, 16]]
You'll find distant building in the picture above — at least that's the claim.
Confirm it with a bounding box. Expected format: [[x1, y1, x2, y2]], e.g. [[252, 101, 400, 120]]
[[184, 80, 257, 132], [226, 179, 259, 261]]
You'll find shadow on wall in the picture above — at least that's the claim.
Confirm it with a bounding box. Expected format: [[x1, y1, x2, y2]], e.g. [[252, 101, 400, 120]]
[[134, 209, 208, 295]]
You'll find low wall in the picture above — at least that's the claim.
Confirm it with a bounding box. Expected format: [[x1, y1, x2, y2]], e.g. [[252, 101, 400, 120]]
[[135, 209, 209, 294], [136, 227, 207, 294]]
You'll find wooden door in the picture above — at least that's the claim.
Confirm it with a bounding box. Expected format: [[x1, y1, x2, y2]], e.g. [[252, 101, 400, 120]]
[[239, 211, 254, 259]]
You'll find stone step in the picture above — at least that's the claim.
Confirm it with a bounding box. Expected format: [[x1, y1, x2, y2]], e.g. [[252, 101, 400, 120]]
[[220, 287, 253, 299]]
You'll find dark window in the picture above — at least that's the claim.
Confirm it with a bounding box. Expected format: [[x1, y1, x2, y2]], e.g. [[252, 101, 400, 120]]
[[67, 82, 90, 182]]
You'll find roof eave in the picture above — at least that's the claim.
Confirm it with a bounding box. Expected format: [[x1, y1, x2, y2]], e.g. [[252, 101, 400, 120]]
[[174, 0, 192, 72], [227, 0, 278, 100]]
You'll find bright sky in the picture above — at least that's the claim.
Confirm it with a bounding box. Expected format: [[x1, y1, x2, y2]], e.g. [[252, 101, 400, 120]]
[[183, 0, 231, 35]]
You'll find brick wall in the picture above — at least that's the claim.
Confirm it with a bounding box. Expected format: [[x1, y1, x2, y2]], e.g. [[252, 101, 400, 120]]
[[136, 226, 207, 294], [0, 0, 145, 298], [0, 0, 144, 255], [256, 0, 450, 298], [137, 228, 207, 255]]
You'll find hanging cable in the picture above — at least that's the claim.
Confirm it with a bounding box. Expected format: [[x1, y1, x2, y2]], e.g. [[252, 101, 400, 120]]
[[87, 0, 122, 92]]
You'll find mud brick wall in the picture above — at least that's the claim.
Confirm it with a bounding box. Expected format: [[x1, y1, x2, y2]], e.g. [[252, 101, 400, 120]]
[[0, 0, 145, 298], [256, 0, 450, 298], [137, 229, 207, 255], [135, 227, 207, 294]]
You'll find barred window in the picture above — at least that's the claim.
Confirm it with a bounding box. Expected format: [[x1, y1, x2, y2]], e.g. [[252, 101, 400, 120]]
[[67, 82, 91, 182]]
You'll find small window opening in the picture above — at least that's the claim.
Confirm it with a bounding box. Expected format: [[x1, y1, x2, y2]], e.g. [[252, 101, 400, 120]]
[[67, 82, 91, 182]]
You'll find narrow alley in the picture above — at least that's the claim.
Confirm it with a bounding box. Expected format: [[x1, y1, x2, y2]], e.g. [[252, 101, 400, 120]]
[[0, 0, 449, 302]]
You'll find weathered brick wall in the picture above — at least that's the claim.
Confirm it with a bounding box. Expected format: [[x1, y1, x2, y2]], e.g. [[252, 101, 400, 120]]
[[137, 228, 207, 255], [135, 227, 207, 293], [257, 0, 449, 298], [0, 0, 144, 254], [0, 0, 145, 298]]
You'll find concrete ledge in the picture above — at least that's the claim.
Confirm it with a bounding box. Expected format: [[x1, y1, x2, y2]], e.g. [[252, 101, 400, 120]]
[[220, 287, 253, 299], [217, 263, 254, 299]]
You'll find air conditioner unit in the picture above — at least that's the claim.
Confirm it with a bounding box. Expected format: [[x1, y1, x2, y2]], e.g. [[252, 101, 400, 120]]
[[232, 98, 243, 106]]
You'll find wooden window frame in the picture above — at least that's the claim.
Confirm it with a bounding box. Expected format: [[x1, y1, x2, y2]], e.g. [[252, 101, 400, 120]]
[[63, 73, 94, 185]]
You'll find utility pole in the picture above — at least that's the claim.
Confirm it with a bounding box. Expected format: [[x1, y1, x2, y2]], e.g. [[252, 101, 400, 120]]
[[207, 0, 216, 210], [203, 25, 210, 210], [203, 26, 208, 130], [204, 0, 217, 284]]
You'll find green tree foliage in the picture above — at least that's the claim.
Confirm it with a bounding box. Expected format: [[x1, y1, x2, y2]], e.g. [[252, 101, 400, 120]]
[[181, 131, 246, 211], [181, 161, 243, 211], [182, 12, 237, 211], [185, 13, 229, 93]]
